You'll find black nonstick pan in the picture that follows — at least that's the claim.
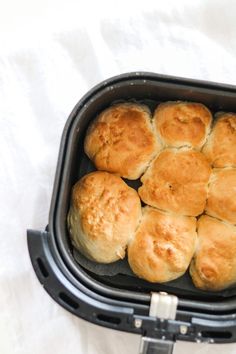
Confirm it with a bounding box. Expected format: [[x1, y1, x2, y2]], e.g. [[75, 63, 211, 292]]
[[28, 72, 236, 354]]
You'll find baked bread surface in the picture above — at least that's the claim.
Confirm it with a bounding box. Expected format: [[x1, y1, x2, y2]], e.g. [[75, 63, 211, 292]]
[[138, 148, 211, 216], [154, 101, 212, 149], [190, 215, 236, 291], [205, 168, 236, 225], [128, 206, 197, 283], [202, 113, 236, 167], [68, 99, 236, 291], [67, 171, 141, 263], [84, 103, 160, 180]]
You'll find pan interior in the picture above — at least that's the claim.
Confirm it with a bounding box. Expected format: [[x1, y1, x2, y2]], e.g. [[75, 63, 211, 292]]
[[54, 76, 236, 302]]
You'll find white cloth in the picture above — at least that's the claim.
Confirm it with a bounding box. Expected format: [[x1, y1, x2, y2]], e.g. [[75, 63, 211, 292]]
[[1, 1, 236, 353]]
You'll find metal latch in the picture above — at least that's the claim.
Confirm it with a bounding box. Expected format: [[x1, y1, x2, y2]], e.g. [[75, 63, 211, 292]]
[[149, 292, 178, 320], [139, 292, 178, 354]]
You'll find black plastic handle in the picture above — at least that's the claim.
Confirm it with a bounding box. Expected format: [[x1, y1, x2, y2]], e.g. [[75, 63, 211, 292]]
[[27, 229, 87, 315], [27, 229, 138, 332]]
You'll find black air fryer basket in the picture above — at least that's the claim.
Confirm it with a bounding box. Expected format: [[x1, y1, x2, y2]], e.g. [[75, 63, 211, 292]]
[[27, 72, 236, 354]]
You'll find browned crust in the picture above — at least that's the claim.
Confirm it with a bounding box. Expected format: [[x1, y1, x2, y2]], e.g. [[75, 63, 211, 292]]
[[84, 103, 161, 180], [128, 207, 197, 283]]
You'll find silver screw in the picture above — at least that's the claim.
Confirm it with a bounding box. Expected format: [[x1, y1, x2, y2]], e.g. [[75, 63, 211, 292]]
[[134, 318, 142, 328], [180, 325, 188, 335]]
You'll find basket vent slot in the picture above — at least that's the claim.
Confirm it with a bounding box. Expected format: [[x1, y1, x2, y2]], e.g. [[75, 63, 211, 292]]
[[97, 314, 121, 325], [59, 292, 79, 310], [36, 258, 49, 278], [201, 331, 232, 339]]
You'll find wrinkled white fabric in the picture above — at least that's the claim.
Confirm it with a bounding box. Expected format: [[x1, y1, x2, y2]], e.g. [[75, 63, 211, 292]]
[[1, 0, 236, 353]]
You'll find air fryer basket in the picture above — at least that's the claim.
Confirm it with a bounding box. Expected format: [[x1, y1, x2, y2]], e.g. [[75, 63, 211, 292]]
[[28, 72, 236, 354]]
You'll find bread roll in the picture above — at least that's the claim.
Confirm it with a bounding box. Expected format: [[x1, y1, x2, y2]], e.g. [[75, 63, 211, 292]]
[[138, 148, 211, 216], [128, 207, 197, 283], [67, 171, 141, 263], [154, 101, 212, 149], [205, 168, 236, 225], [84, 103, 160, 180], [190, 215, 236, 291], [202, 113, 236, 167]]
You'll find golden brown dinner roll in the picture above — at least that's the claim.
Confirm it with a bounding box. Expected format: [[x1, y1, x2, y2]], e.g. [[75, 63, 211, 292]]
[[67, 171, 141, 263], [202, 113, 236, 167], [190, 215, 236, 291], [205, 168, 236, 225], [128, 207, 197, 283], [138, 148, 211, 216], [84, 103, 160, 180], [154, 101, 212, 149]]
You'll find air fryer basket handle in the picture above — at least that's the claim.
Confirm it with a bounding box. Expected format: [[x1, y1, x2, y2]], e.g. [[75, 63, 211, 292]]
[[139, 337, 174, 354], [27, 229, 138, 330]]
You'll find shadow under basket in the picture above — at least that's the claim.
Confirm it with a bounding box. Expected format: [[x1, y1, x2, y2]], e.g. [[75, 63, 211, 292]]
[[27, 72, 236, 354]]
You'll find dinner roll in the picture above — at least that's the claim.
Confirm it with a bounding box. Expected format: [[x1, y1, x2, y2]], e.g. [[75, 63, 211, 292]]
[[138, 148, 211, 216], [202, 113, 236, 167], [128, 207, 197, 283], [154, 101, 212, 149], [190, 215, 236, 291], [205, 168, 236, 225], [84, 103, 160, 180], [67, 171, 141, 263]]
